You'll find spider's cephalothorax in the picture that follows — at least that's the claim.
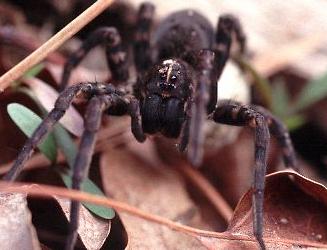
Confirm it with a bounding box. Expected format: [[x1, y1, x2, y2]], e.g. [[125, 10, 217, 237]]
[[5, 3, 298, 250], [140, 59, 193, 138]]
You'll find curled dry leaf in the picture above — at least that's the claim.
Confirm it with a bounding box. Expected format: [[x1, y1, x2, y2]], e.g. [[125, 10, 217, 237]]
[[54, 197, 111, 250], [198, 170, 327, 249], [0, 193, 41, 250], [23, 76, 84, 136], [100, 146, 209, 249]]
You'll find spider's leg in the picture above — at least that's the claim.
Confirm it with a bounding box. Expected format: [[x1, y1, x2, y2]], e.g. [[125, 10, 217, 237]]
[[66, 93, 146, 250], [65, 96, 106, 250], [60, 27, 129, 90], [215, 14, 246, 63], [186, 50, 215, 166], [208, 15, 246, 112], [211, 100, 269, 250], [133, 2, 155, 73], [3, 83, 88, 181], [255, 106, 297, 171]]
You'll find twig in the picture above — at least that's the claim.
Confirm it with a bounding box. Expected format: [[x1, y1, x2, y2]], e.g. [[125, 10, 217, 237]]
[[0, 181, 326, 248], [0, 0, 114, 92], [176, 162, 233, 223]]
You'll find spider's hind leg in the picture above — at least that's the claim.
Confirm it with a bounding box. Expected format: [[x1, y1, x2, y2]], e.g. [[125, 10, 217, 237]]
[[60, 27, 129, 90], [209, 14, 247, 113], [133, 2, 155, 73]]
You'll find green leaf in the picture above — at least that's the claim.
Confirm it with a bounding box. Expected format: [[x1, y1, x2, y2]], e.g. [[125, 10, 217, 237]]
[[53, 125, 78, 168], [60, 172, 115, 219], [24, 63, 44, 78], [14, 86, 115, 219], [7, 103, 57, 162], [271, 81, 290, 118], [293, 72, 327, 112], [53, 124, 115, 219], [285, 114, 306, 131], [236, 57, 273, 109]]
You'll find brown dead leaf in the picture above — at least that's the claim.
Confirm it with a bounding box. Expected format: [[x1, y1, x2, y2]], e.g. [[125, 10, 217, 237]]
[[22, 167, 111, 250], [1, 171, 327, 249], [89, 148, 327, 249], [100, 146, 209, 249], [55, 197, 111, 250], [230, 170, 327, 243], [24, 76, 84, 136], [0, 192, 41, 250], [198, 170, 327, 249]]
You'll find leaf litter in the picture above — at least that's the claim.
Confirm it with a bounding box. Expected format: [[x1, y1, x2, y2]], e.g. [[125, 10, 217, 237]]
[[0, 193, 41, 250], [1, 0, 327, 249]]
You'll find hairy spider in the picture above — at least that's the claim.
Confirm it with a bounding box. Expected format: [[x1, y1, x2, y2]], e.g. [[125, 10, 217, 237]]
[[4, 2, 297, 250]]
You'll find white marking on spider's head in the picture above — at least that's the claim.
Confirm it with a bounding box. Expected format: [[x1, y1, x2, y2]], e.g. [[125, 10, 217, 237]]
[[158, 59, 182, 88], [160, 59, 179, 81], [162, 59, 176, 65], [166, 64, 173, 82]]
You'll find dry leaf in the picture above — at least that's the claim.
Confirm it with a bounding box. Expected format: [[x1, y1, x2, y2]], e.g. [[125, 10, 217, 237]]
[[55, 197, 111, 250], [100, 146, 209, 249], [24, 76, 84, 136], [0, 193, 41, 250], [197, 170, 327, 249]]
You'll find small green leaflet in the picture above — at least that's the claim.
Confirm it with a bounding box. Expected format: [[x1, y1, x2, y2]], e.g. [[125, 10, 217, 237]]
[[24, 63, 44, 78], [7, 103, 57, 162], [60, 173, 115, 219], [293, 72, 327, 112]]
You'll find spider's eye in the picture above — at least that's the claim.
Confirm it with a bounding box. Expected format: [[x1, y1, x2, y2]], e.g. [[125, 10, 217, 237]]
[[170, 75, 177, 82], [160, 74, 166, 80]]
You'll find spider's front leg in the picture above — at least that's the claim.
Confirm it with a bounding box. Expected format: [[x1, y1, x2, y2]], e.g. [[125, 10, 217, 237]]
[[210, 100, 269, 250], [211, 100, 298, 249], [66, 90, 145, 250], [3, 83, 90, 181], [60, 27, 129, 90], [66, 95, 106, 250]]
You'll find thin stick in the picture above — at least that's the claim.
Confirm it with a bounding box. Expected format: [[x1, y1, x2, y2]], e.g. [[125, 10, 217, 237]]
[[0, 0, 114, 92], [176, 162, 233, 222], [0, 181, 326, 248]]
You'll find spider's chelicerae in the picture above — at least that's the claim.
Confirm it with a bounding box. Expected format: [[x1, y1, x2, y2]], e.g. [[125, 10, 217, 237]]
[[4, 2, 297, 250]]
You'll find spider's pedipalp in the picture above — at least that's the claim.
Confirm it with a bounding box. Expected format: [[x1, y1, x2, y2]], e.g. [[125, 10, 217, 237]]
[[187, 50, 214, 166], [128, 97, 146, 142]]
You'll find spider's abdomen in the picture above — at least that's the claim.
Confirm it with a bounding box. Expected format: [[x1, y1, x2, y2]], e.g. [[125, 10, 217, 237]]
[[153, 10, 214, 65], [141, 95, 185, 138]]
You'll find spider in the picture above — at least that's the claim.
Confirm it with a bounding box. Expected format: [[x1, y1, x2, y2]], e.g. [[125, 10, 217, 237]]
[[4, 2, 297, 250]]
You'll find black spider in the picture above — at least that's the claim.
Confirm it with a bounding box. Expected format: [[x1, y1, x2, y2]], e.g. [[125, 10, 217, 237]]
[[4, 2, 297, 250]]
